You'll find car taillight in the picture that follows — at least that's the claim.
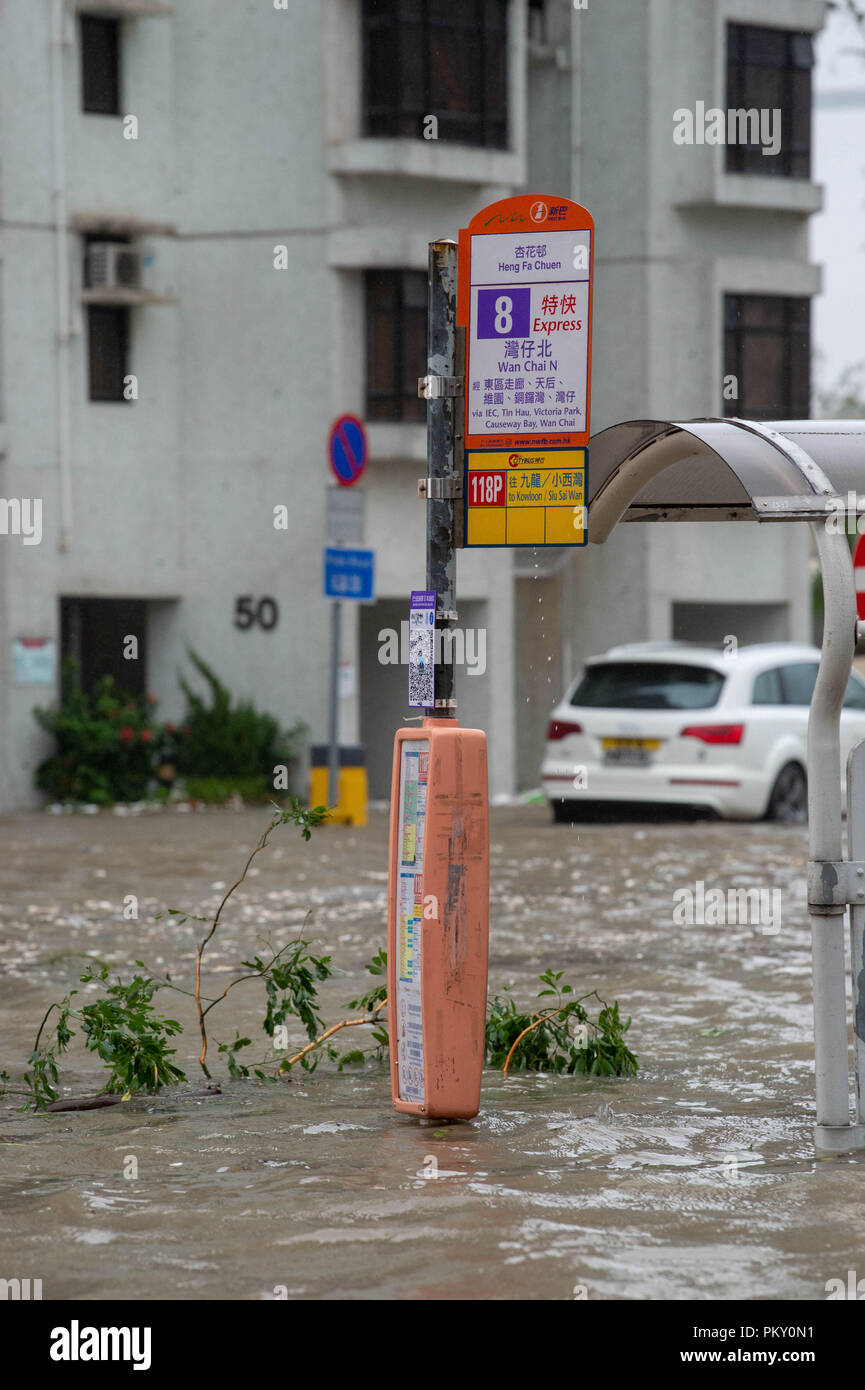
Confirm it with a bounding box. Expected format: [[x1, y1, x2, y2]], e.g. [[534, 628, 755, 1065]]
[[680, 723, 744, 745], [547, 719, 583, 740]]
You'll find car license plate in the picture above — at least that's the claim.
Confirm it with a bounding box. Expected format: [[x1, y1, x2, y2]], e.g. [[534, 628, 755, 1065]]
[[601, 737, 660, 766]]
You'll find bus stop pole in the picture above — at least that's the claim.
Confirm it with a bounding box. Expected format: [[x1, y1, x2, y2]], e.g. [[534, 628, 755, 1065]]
[[425, 239, 459, 715], [327, 599, 341, 806], [385, 237, 487, 1121], [808, 521, 856, 1142]]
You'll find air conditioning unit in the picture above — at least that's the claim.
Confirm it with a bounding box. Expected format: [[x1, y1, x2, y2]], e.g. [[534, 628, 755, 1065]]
[[86, 242, 143, 291]]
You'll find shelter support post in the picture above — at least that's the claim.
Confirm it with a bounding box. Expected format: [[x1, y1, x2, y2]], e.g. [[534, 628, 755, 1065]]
[[846, 741, 865, 1129], [807, 522, 865, 1151]]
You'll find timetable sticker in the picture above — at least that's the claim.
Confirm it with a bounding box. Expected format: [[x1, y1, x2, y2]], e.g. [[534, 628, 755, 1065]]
[[396, 742, 428, 1105]]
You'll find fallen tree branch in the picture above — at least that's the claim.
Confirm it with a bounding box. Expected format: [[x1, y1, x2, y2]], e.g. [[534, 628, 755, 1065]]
[[282, 998, 387, 1070], [502, 1005, 572, 1078], [45, 1093, 123, 1112], [502, 990, 603, 1078]]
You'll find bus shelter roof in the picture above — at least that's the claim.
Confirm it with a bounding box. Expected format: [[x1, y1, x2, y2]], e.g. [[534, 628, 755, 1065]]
[[587, 418, 865, 541]]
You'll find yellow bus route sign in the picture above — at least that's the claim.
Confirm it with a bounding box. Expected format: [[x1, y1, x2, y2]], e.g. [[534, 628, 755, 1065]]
[[465, 447, 586, 547]]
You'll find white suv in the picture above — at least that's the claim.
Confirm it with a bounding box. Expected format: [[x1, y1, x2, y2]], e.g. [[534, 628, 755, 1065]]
[[541, 641, 865, 823]]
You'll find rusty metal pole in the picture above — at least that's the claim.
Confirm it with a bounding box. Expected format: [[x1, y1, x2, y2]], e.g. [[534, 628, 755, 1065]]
[[424, 239, 461, 715]]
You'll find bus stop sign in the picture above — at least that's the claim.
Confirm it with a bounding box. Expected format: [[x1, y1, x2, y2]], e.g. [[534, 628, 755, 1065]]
[[458, 194, 594, 548]]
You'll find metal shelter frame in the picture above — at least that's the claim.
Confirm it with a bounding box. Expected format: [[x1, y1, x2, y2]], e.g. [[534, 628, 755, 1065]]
[[587, 417, 865, 1153]]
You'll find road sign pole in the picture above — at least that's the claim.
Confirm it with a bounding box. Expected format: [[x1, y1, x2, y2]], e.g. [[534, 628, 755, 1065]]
[[385, 235, 489, 1121], [425, 238, 459, 713], [327, 599, 341, 807], [323, 404, 371, 817]]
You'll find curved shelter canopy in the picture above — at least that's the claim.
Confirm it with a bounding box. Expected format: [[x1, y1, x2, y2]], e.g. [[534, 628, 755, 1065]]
[[584, 415, 865, 1153], [587, 418, 865, 540]]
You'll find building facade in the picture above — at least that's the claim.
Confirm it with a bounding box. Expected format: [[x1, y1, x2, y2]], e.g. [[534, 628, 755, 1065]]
[[0, 0, 824, 808]]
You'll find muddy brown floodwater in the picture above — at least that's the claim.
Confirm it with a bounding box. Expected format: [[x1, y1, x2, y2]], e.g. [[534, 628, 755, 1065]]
[[1, 803, 863, 1301]]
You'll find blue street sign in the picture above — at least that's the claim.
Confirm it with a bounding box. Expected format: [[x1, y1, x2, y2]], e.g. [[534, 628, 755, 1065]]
[[328, 414, 368, 487], [324, 547, 375, 601]]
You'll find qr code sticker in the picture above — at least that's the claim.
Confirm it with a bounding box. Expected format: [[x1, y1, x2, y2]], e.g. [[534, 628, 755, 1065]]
[[408, 625, 434, 708]]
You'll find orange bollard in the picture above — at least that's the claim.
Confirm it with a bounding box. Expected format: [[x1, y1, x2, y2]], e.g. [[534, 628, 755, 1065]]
[[386, 718, 489, 1120]]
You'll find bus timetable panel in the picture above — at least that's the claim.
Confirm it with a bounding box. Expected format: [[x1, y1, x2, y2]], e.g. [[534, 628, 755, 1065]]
[[387, 720, 489, 1120]]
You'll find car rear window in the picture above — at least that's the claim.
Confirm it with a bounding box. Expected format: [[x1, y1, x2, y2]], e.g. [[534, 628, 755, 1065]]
[[569, 661, 724, 710], [779, 662, 819, 705], [752, 668, 783, 705]]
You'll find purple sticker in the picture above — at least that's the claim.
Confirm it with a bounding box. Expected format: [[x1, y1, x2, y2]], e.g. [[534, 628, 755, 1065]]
[[476, 286, 531, 339]]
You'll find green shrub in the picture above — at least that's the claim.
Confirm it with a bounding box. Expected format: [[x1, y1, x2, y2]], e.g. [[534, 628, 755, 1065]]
[[34, 660, 159, 804], [176, 649, 302, 783], [485, 969, 639, 1076], [185, 775, 272, 803]]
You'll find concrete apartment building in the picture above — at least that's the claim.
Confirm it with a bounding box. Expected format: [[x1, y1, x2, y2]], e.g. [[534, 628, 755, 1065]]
[[0, 0, 824, 807]]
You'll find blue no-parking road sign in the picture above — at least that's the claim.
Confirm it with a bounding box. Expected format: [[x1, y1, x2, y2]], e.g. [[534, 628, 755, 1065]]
[[328, 414, 367, 487], [324, 547, 375, 601]]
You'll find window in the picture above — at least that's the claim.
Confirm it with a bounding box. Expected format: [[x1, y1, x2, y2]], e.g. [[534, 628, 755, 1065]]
[[88, 305, 130, 402], [752, 668, 783, 705], [755, 664, 865, 708], [726, 23, 813, 178], [569, 662, 725, 711], [80, 15, 121, 115], [61, 598, 147, 696], [362, 0, 508, 148], [365, 269, 427, 422], [527, 0, 546, 43], [724, 295, 810, 420], [779, 662, 819, 705]]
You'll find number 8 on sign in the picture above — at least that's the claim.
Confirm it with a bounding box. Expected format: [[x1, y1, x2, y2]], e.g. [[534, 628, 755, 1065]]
[[494, 296, 512, 334]]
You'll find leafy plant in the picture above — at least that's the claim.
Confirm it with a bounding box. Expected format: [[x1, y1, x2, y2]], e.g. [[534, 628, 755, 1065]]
[[21, 965, 185, 1107], [185, 775, 275, 804], [34, 658, 159, 804], [347, 947, 388, 1013], [217, 1033, 254, 1081], [331, 949, 390, 1068], [176, 649, 303, 784], [485, 968, 638, 1077]]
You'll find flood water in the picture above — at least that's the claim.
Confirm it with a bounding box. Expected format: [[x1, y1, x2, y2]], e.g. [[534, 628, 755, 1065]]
[[1, 804, 863, 1300]]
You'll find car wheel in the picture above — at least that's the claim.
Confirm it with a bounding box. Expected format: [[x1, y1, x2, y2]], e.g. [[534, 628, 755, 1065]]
[[550, 799, 572, 824], [766, 762, 808, 824]]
